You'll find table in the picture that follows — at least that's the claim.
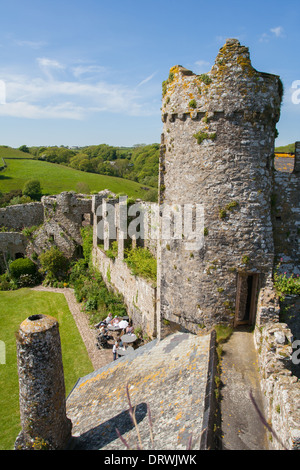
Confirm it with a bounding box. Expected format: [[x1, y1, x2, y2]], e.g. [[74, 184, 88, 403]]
[[107, 325, 122, 331], [121, 334, 137, 344], [117, 346, 134, 357], [107, 324, 123, 340], [117, 348, 127, 356]]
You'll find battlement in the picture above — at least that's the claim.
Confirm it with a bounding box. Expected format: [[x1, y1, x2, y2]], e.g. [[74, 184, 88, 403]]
[[162, 39, 282, 122]]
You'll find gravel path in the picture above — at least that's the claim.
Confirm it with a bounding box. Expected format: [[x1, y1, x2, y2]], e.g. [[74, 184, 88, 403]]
[[31, 285, 113, 370]]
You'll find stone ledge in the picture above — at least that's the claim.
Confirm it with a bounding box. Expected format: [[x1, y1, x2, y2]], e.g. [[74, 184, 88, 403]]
[[66, 331, 214, 450]]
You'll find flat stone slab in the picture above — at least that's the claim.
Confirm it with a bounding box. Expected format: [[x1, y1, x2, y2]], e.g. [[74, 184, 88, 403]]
[[219, 330, 269, 450], [66, 331, 212, 450]]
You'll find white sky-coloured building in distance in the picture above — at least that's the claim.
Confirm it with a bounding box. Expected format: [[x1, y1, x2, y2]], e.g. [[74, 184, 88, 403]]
[[0, 0, 299, 148]]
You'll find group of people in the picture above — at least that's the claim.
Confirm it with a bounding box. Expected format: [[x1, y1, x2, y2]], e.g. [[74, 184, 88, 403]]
[[94, 312, 135, 360], [103, 312, 134, 333]]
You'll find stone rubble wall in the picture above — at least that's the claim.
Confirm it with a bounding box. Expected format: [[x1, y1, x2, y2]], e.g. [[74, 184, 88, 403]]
[[0, 202, 44, 231], [0, 192, 93, 270], [26, 192, 93, 259], [272, 141, 300, 276], [0, 232, 27, 272], [254, 322, 300, 450]]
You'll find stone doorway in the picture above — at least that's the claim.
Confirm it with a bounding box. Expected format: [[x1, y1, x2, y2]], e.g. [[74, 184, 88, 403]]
[[234, 273, 259, 327]]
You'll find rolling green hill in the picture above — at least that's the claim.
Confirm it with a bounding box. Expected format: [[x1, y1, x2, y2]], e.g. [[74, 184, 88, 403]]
[[0, 156, 156, 200], [0, 146, 32, 159], [275, 143, 295, 153]]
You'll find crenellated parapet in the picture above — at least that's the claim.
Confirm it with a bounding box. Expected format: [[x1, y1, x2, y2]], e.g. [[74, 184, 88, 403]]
[[162, 39, 282, 123]]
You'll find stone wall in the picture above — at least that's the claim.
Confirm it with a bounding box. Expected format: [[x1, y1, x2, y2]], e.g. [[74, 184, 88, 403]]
[[0, 232, 27, 272], [0, 192, 93, 271], [158, 39, 282, 333], [26, 192, 93, 259], [93, 246, 157, 338], [0, 202, 44, 231], [272, 141, 300, 276], [254, 323, 300, 450]]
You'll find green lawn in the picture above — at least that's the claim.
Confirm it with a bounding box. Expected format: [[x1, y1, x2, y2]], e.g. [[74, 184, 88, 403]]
[[0, 288, 94, 450], [0, 157, 153, 199]]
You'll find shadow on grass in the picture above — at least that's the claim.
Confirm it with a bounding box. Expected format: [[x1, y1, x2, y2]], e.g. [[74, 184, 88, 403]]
[[0, 175, 12, 180]]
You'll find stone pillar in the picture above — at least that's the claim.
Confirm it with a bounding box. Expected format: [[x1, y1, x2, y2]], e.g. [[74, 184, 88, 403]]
[[117, 198, 127, 260], [294, 141, 300, 173], [103, 199, 110, 251], [15, 314, 72, 450]]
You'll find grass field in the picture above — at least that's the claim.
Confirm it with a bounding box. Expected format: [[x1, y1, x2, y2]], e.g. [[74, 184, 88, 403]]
[[0, 146, 33, 159], [0, 288, 94, 450], [0, 155, 155, 199]]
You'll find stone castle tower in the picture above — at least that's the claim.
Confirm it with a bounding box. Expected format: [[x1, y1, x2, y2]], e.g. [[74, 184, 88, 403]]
[[158, 39, 283, 333]]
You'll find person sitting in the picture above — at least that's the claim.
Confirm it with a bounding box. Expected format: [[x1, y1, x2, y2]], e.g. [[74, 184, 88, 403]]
[[104, 312, 113, 325], [126, 320, 134, 334], [112, 316, 120, 327], [99, 324, 108, 336]]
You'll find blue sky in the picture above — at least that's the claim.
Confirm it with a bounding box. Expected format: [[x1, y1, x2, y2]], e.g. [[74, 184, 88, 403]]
[[0, 0, 299, 148]]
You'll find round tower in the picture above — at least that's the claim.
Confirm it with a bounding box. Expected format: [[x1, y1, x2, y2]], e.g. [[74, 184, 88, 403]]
[[15, 314, 72, 450], [158, 39, 282, 332]]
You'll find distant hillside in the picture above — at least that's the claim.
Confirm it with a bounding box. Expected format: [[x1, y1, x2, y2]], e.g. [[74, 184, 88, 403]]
[[27, 143, 160, 189], [0, 146, 33, 159], [275, 143, 295, 153], [0, 155, 157, 201]]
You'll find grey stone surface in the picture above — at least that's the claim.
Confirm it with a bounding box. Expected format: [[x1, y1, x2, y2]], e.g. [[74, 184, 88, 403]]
[[0, 202, 44, 231], [66, 331, 212, 450]]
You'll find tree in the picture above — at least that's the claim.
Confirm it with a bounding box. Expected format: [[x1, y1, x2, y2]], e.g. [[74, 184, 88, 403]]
[[39, 247, 69, 281], [22, 179, 42, 201], [18, 145, 29, 153]]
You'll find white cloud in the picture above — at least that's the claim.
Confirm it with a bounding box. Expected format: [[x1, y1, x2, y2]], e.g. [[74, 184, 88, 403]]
[[259, 26, 285, 42], [37, 57, 65, 70], [15, 40, 47, 49], [0, 101, 84, 120], [0, 64, 158, 120], [72, 64, 108, 78], [137, 72, 157, 87], [270, 26, 284, 38]]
